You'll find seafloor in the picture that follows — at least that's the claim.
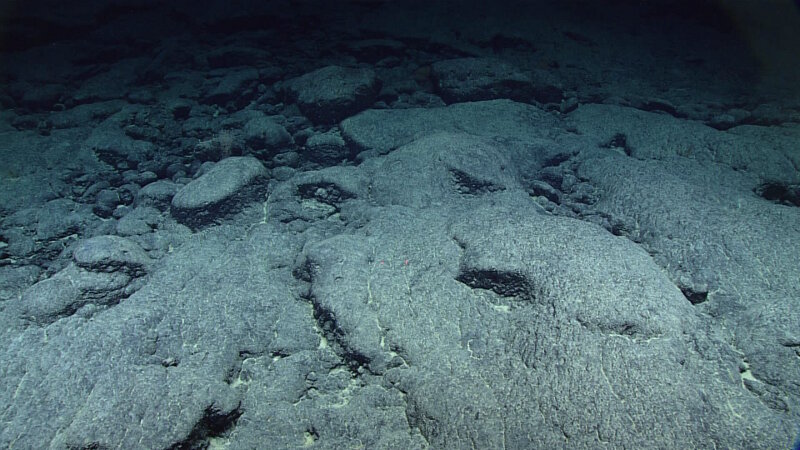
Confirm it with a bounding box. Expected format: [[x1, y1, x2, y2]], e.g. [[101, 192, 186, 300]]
[[0, 0, 799, 448]]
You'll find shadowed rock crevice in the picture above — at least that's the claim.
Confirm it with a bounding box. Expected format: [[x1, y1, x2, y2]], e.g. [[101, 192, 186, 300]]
[[680, 285, 709, 305], [309, 296, 373, 374], [170, 404, 243, 450], [449, 168, 505, 196], [456, 268, 533, 300], [755, 182, 800, 206], [600, 133, 632, 156]]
